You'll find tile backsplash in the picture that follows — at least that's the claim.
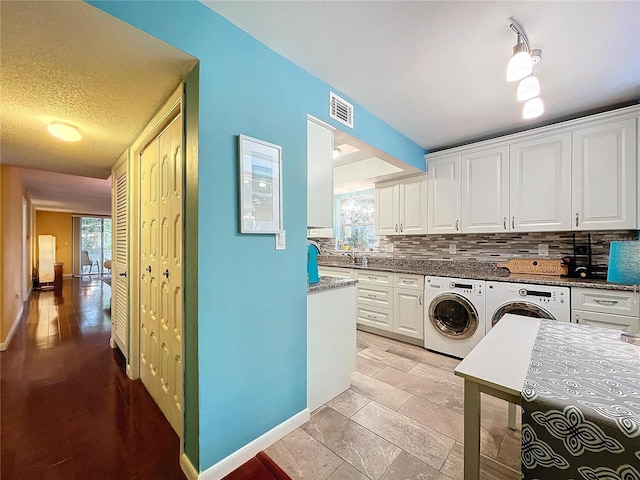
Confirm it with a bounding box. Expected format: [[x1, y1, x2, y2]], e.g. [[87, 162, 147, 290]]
[[313, 230, 638, 276]]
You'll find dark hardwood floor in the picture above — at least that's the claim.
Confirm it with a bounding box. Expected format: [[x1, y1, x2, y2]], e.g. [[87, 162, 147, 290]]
[[1, 277, 186, 480]]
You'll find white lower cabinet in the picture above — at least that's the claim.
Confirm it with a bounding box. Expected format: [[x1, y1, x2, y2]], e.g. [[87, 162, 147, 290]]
[[318, 266, 354, 278], [571, 287, 640, 333], [573, 310, 639, 333], [394, 287, 424, 338], [356, 270, 424, 340], [357, 305, 393, 331]]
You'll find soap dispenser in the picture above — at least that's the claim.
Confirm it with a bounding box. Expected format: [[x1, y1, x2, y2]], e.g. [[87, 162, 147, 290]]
[[307, 240, 320, 284]]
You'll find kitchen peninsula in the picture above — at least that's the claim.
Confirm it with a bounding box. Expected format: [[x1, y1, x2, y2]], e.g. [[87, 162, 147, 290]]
[[307, 276, 358, 411]]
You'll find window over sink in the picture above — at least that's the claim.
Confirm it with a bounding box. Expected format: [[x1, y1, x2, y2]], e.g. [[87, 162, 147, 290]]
[[334, 190, 379, 251]]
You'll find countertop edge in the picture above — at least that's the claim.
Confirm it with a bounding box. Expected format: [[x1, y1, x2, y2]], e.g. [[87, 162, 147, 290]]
[[318, 262, 639, 292], [307, 277, 358, 294]]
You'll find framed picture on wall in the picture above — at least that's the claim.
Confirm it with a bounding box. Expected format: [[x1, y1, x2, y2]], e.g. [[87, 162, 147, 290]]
[[238, 134, 283, 234]]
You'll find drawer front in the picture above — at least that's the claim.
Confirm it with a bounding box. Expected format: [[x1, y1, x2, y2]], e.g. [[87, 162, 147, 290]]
[[394, 273, 425, 290], [357, 305, 393, 331], [357, 284, 394, 308], [573, 309, 639, 334], [571, 288, 640, 316], [319, 266, 354, 278], [355, 270, 393, 286]]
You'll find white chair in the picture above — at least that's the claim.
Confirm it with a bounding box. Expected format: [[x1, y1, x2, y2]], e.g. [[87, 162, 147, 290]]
[[81, 250, 98, 274]]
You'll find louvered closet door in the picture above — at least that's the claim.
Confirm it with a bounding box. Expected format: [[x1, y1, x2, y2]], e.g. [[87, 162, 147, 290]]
[[140, 137, 161, 402], [157, 115, 183, 435], [112, 160, 129, 357]]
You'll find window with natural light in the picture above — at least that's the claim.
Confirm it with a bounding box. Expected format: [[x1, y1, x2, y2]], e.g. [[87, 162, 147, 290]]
[[335, 191, 379, 251]]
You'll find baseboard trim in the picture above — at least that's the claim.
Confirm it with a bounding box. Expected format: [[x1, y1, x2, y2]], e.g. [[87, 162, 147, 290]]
[[0, 304, 23, 351], [180, 452, 199, 480], [199, 408, 310, 480]]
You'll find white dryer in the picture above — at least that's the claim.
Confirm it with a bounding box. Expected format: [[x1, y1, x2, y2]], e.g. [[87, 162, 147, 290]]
[[485, 281, 570, 333], [424, 276, 486, 358]]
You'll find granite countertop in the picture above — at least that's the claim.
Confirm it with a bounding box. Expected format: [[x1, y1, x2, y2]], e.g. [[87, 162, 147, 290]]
[[318, 257, 639, 292], [307, 276, 358, 294]]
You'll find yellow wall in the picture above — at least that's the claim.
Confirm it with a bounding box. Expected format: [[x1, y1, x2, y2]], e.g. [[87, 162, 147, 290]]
[[36, 211, 73, 276], [0, 165, 28, 347]]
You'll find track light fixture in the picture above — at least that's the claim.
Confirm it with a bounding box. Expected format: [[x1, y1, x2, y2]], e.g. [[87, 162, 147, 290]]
[[506, 21, 544, 119]]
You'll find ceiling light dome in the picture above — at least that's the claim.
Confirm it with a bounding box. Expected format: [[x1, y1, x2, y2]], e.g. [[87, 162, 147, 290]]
[[517, 75, 541, 101], [47, 122, 82, 142], [523, 98, 544, 119], [507, 42, 533, 82]]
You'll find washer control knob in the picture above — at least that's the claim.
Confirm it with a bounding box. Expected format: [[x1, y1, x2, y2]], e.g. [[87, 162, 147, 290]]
[[519, 288, 527, 297]]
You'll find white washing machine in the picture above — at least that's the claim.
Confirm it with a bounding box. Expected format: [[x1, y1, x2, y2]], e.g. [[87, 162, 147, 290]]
[[424, 276, 486, 359], [485, 281, 570, 333]]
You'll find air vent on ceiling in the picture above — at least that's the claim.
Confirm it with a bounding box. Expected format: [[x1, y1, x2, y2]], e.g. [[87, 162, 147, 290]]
[[329, 92, 354, 129]]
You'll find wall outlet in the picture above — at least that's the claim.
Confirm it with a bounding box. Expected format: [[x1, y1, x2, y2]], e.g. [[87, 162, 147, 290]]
[[275, 231, 286, 250], [449, 243, 456, 254], [538, 244, 549, 256], [386, 243, 394, 253]]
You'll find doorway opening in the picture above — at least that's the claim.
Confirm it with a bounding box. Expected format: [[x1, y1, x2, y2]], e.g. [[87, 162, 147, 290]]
[[73, 216, 112, 276]]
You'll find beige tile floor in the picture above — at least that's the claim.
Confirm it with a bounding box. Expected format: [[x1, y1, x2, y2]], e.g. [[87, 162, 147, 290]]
[[266, 330, 522, 480]]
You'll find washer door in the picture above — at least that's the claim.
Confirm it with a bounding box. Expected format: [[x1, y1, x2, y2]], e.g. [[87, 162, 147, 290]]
[[491, 301, 555, 328], [429, 293, 479, 340]]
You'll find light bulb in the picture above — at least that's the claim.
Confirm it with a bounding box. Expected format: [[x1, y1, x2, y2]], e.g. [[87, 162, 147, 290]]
[[523, 98, 544, 119], [517, 76, 540, 101]]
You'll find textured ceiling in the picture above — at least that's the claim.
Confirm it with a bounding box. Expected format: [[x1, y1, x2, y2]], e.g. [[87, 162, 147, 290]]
[[1, 0, 197, 213], [205, 0, 640, 152]]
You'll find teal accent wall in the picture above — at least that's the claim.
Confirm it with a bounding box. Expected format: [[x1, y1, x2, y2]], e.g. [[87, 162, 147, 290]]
[[89, 0, 425, 472]]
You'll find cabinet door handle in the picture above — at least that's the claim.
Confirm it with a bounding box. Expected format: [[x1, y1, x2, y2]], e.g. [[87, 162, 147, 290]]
[[503, 217, 507, 230], [594, 299, 618, 305], [146, 265, 152, 273], [418, 294, 423, 306], [511, 216, 515, 229], [367, 293, 377, 298], [367, 314, 377, 319], [368, 276, 378, 281], [163, 269, 169, 279], [455, 220, 459, 231], [575, 213, 579, 227], [119, 272, 127, 277], [400, 223, 403, 232], [395, 223, 398, 233]]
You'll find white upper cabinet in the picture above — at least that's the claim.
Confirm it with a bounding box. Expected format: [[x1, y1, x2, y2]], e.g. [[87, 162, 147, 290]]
[[307, 116, 335, 228], [427, 155, 461, 234], [461, 146, 509, 233], [376, 175, 427, 235], [375, 181, 400, 235], [572, 118, 637, 230], [509, 132, 572, 232], [399, 175, 428, 235]]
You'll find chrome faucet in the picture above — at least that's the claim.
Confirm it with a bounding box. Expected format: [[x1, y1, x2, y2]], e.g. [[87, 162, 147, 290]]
[[345, 252, 358, 264]]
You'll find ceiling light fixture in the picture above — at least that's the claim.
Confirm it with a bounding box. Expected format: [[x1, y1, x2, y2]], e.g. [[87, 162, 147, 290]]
[[506, 22, 541, 82], [506, 21, 544, 120], [47, 121, 82, 142]]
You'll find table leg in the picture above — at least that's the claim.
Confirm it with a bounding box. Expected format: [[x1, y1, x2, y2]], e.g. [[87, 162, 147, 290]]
[[508, 402, 517, 431], [463, 379, 481, 480]]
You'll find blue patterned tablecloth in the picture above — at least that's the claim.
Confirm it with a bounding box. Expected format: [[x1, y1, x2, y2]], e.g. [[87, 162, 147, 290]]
[[521, 321, 640, 480]]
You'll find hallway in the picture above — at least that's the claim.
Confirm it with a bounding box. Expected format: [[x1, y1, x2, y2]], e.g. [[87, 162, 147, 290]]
[[1, 277, 186, 479]]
